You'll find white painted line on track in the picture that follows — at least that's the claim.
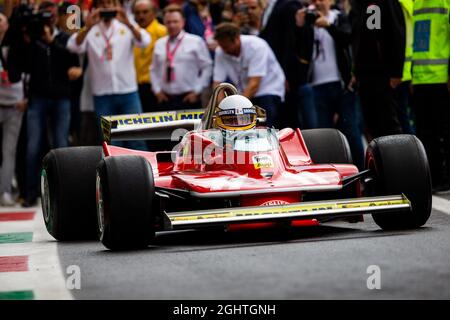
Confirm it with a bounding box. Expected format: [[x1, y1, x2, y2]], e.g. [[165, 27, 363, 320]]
[[0, 206, 35, 213], [0, 205, 73, 300], [432, 195, 450, 216], [0, 221, 34, 234]]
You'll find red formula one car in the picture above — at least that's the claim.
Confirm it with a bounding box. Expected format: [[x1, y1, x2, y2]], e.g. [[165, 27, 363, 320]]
[[41, 83, 432, 250]]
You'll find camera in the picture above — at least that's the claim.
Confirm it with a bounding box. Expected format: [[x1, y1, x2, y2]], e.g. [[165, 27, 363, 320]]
[[305, 9, 320, 25], [27, 10, 55, 41], [99, 9, 118, 19], [3, 4, 54, 45], [236, 3, 251, 34], [238, 4, 249, 14]]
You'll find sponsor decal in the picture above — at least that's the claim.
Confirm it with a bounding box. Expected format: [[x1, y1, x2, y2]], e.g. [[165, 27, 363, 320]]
[[217, 108, 256, 116], [115, 113, 176, 125], [261, 200, 290, 206], [106, 110, 205, 127], [252, 154, 274, 169], [177, 111, 204, 120], [170, 198, 410, 222]]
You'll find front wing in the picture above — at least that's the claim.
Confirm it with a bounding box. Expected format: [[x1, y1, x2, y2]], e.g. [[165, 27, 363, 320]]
[[163, 195, 411, 230]]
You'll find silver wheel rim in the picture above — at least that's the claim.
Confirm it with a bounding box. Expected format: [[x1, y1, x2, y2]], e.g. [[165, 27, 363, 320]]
[[41, 170, 51, 223], [96, 172, 105, 240]]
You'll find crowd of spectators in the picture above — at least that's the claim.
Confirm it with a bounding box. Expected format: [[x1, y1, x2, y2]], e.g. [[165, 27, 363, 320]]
[[0, 0, 448, 207]]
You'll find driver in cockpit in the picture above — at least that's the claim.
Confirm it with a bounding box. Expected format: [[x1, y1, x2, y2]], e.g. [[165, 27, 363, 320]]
[[211, 94, 259, 149], [214, 95, 258, 132], [192, 94, 276, 157]]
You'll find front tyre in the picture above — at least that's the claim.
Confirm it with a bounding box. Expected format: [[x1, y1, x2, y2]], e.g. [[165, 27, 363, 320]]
[[365, 135, 432, 230], [96, 156, 155, 250], [41, 147, 102, 240]]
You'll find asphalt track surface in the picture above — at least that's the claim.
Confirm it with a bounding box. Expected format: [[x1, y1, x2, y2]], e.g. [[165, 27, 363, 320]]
[[56, 193, 450, 300]]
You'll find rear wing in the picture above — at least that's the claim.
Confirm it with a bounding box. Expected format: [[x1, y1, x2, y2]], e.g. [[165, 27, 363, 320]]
[[100, 109, 203, 142], [100, 107, 267, 143]]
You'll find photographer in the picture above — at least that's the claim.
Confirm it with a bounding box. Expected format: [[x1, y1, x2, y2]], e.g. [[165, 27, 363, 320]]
[[20, 4, 81, 207], [233, 0, 265, 35], [37, 1, 58, 35], [213, 22, 285, 127], [67, 0, 150, 150], [296, 0, 364, 169]]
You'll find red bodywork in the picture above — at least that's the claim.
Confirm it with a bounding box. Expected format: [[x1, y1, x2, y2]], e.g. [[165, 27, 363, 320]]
[[102, 127, 361, 229]]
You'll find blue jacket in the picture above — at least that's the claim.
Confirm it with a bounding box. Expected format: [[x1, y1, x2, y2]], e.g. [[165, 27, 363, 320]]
[[183, 1, 205, 38]]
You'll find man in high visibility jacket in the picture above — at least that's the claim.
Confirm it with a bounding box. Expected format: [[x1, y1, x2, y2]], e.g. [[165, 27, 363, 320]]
[[412, 0, 450, 192], [400, 0, 414, 83]]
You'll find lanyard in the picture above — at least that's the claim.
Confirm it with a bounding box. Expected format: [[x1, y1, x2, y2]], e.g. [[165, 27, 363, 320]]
[[100, 24, 115, 49], [166, 32, 185, 67]]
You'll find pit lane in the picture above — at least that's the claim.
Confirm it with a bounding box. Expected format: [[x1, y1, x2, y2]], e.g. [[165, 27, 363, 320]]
[[57, 195, 450, 299]]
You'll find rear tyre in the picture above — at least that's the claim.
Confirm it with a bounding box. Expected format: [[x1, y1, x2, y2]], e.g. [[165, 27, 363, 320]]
[[365, 135, 432, 230], [96, 156, 155, 250], [41, 147, 102, 240], [302, 129, 353, 164]]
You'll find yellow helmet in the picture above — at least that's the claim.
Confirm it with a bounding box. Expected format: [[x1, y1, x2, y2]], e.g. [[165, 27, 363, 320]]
[[214, 95, 257, 131]]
